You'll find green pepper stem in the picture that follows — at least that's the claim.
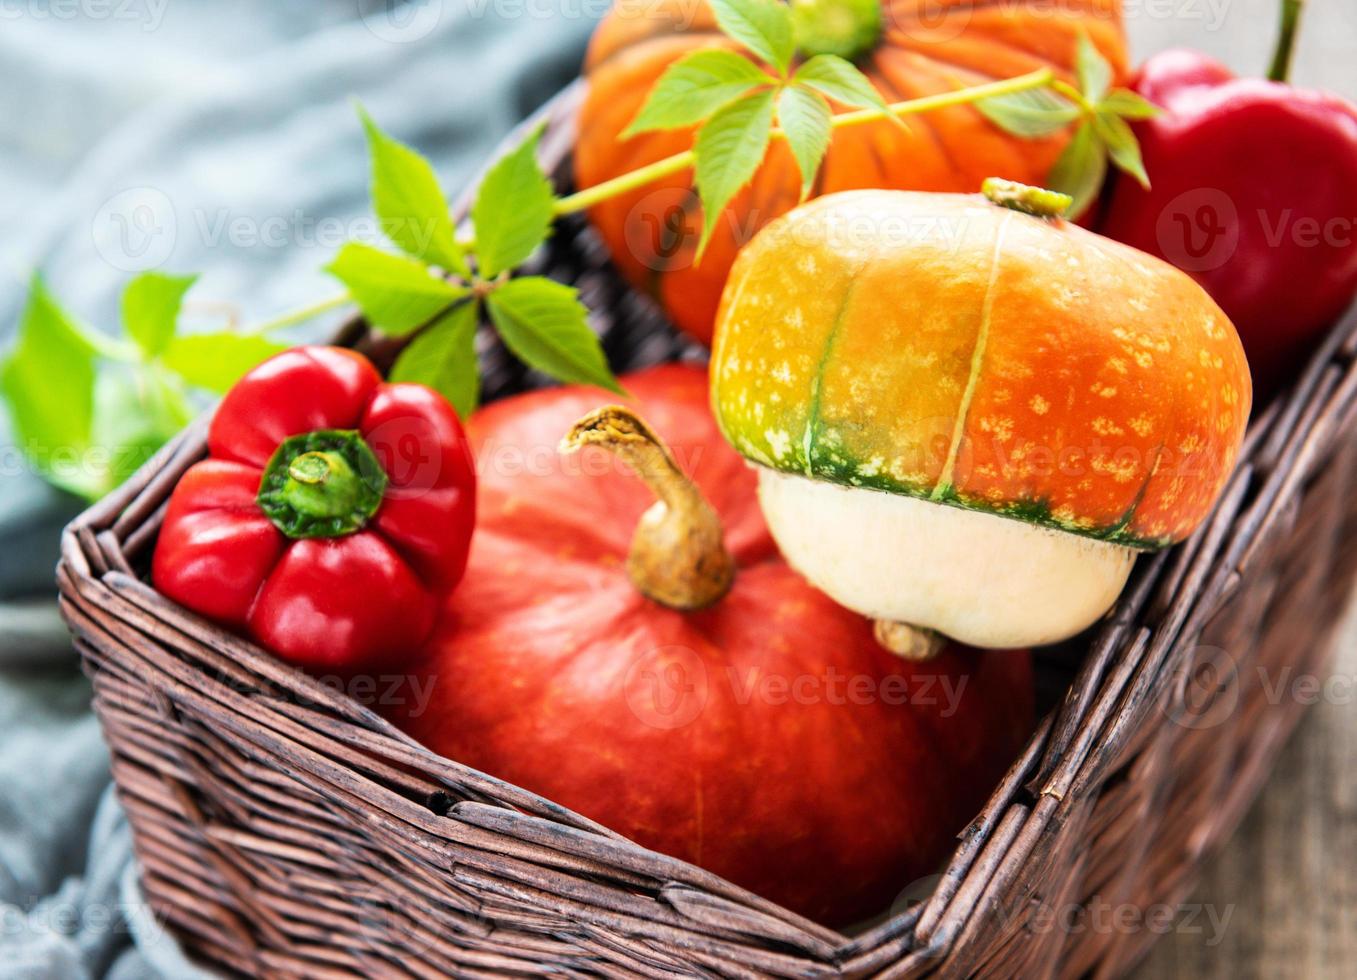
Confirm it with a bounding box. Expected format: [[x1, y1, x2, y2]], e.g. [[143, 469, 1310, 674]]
[[1268, 0, 1304, 83], [257, 430, 388, 539], [289, 451, 336, 485]]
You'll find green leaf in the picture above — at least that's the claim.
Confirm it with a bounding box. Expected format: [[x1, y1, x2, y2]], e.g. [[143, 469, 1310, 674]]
[[694, 89, 775, 257], [390, 301, 481, 419], [977, 88, 1080, 138], [470, 126, 557, 279], [1046, 121, 1108, 221], [710, 0, 794, 75], [1075, 32, 1113, 103], [92, 367, 194, 490], [325, 243, 467, 336], [778, 86, 832, 200], [623, 49, 772, 137], [1094, 110, 1150, 188], [160, 333, 290, 394], [484, 277, 623, 394], [0, 276, 100, 498], [358, 106, 468, 276], [142, 367, 195, 432], [1100, 88, 1161, 120], [793, 54, 889, 114], [121, 272, 197, 359]]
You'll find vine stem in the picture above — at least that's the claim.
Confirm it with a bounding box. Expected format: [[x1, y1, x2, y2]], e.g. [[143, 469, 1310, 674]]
[[1050, 78, 1094, 115], [553, 67, 1056, 215], [236, 67, 1055, 336], [1267, 0, 1304, 83], [245, 291, 354, 335], [78, 327, 140, 364]]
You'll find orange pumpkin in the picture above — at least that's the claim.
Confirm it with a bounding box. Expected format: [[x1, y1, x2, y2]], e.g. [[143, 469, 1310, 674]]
[[393, 364, 1035, 924], [575, 0, 1129, 344]]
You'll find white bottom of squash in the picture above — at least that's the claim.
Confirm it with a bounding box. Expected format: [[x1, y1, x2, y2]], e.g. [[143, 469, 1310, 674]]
[[757, 467, 1138, 649]]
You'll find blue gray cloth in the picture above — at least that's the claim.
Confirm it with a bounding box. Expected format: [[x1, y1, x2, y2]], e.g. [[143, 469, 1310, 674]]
[[0, 2, 595, 976]]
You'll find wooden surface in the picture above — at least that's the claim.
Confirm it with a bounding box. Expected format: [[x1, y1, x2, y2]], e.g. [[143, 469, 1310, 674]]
[[1131, 592, 1357, 978]]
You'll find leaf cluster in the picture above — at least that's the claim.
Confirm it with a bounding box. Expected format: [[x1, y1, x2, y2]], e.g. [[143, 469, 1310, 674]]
[[328, 112, 622, 418], [624, 0, 894, 255]]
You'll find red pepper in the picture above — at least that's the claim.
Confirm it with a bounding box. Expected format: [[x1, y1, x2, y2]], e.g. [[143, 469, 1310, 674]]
[[152, 346, 476, 672], [1099, 0, 1357, 394]]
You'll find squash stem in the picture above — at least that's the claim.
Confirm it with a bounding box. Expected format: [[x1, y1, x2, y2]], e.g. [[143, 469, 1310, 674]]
[[560, 405, 735, 610], [791, 0, 883, 62], [981, 177, 1072, 218], [873, 620, 946, 661]]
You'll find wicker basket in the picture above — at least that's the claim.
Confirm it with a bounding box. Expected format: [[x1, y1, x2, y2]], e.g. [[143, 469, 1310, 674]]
[[57, 81, 1357, 979]]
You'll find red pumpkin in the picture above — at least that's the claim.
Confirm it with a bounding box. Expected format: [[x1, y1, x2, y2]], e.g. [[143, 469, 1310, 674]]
[[575, 0, 1130, 343], [392, 364, 1033, 924]]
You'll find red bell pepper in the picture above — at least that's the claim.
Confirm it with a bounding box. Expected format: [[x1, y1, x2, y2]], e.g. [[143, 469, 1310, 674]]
[[152, 346, 475, 672], [1099, 0, 1357, 394]]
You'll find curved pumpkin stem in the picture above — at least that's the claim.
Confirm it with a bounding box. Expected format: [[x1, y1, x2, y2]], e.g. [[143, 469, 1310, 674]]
[[561, 406, 735, 611], [873, 619, 946, 662]]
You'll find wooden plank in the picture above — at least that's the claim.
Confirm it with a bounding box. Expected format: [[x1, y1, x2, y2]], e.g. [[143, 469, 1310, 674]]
[[1131, 595, 1357, 978]]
